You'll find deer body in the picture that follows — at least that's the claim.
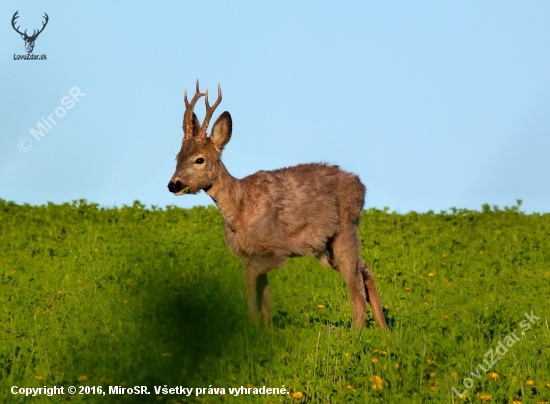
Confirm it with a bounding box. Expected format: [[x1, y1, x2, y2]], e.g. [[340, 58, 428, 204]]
[[169, 81, 388, 329], [213, 164, 346, 262]]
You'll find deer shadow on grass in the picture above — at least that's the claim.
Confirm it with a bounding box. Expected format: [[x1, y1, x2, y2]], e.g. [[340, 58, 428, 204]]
[[120, 257, 282, 403], [135, 276, 246, 389]]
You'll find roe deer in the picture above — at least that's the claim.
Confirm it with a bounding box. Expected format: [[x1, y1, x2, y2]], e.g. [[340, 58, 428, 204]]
[[168, 80, 388, 330]]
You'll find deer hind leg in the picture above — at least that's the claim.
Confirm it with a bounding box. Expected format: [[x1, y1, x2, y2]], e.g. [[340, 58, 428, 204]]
[[244, 266, 272, 328], [358, 260, 389, 329], [331, 230, 367, 330]]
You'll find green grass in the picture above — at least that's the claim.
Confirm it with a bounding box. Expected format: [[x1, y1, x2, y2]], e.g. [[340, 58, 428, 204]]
[[1, 199, 549, 403]]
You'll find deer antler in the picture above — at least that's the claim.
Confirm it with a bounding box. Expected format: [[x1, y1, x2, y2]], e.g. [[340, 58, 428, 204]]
[[183, 80, 205, 138], [197, 84, 222, 140], [31, 13, 49, 39], [11, 11, 49, 39], [11, 11, 25, 36]]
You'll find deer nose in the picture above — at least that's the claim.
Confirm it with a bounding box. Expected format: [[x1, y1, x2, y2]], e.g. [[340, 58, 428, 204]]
[[167, 179, 183, 193]]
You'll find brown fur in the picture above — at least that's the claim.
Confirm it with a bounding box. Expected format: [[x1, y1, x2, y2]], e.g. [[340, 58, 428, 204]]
[[168, 85, 388, 330]]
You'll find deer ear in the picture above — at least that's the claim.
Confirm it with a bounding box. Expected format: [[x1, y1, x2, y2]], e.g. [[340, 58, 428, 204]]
[[210, 111, 232, 151]]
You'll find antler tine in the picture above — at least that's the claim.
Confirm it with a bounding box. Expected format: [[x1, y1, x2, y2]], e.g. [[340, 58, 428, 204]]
[[198, 84, 222, 139], [11, 11, 25, 36], [35, 13, 49, 36], [182, 79, 205, 138]]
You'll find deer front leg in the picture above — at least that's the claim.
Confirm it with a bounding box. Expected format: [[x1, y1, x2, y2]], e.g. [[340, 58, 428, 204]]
[[244, 267, 272, 327], [359, 260, 388, 329]]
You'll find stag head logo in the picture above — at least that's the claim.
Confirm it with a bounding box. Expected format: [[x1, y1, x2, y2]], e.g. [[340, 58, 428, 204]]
[[11, 11, 49, 54]]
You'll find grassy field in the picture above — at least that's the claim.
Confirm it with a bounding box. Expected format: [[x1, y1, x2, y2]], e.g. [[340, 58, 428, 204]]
[[1, 199, 549, 403]]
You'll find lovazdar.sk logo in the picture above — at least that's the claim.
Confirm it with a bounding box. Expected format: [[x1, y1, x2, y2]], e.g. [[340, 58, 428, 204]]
[[12, 10, 48, 60]]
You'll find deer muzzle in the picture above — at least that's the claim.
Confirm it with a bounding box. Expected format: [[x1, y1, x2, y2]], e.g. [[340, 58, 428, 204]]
[[167, 179, 189, 195]]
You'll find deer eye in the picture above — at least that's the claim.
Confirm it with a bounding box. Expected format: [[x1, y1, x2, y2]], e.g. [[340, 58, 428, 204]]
[[195, 157, 205, 164]]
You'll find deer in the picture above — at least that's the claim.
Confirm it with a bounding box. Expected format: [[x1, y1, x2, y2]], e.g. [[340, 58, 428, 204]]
[[168, 80, 388, 330], [11, 11, 49, 54]]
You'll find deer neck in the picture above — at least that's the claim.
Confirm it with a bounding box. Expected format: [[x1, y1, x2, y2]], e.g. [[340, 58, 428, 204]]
[[205, 161, 243, 231]]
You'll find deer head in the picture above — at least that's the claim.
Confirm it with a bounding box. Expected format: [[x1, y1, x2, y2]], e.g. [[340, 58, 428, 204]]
[[168, 80, 232, 195], [12, 11, 49, 54]]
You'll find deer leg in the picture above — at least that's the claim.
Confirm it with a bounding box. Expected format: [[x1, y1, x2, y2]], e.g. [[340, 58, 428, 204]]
[[244, 267, 272, 327], [257, 273, 271, 327], [359, 260, 388, 329], [332, 231, 367, 330]]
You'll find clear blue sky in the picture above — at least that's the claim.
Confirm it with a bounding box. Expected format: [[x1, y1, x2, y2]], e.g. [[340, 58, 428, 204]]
[[1, 1, 549, 212]]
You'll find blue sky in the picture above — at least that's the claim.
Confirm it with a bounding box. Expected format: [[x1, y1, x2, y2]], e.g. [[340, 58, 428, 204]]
[[1, 1, 549, 212]]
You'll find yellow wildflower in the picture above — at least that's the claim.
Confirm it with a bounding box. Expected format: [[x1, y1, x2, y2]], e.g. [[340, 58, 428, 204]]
[[77, 375, 88, 382], [370, 375, 384, 391], [526, 379, 534, 387], [292, 391, 303, 400], [429, 371, 436, 378], [371, 358, 378, 365], [489, 371, 498, 380], [317, 304, 324, 309], [428, 272, 434, 277], [479, 393, 492, 402], [371, 375, 383, 385], [404, 286, 411, 292], [451, 372, 458, 379], [427, 359, 435, 365]]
